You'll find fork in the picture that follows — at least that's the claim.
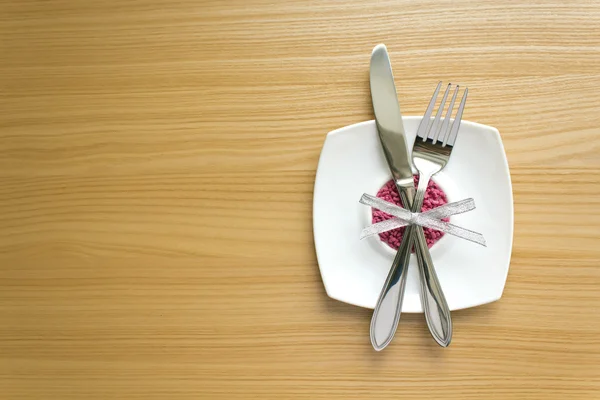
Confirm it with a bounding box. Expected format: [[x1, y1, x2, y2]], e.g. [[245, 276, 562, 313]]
[[405, 82, 468, 347]]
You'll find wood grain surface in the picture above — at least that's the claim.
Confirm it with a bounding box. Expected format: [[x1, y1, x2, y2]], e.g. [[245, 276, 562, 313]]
[[1, 0, 599, 398]]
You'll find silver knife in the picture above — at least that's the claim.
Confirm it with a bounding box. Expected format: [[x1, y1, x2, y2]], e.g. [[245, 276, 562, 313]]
[[369, 44, 419, 351]]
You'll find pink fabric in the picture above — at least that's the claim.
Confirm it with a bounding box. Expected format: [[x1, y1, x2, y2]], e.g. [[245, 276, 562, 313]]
[[372, 177, 449, 250]]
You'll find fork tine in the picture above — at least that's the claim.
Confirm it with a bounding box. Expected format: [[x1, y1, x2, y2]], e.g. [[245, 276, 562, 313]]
[[415, 81, 442, 141], [438, 85, 459, 145], [443, 87, 468, 147], [428, 83, 451, 143]]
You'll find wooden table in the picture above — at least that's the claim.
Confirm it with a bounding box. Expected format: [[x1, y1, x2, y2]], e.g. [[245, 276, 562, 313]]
[[2, 1, 599, 398]]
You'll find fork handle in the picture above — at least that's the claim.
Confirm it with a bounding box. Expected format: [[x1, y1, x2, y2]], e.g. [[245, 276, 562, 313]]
[[412, 172, 452, 347], [414, 225, 452, 346]]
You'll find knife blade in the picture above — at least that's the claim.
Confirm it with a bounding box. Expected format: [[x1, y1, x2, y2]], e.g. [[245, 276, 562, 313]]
[[370, 45, 415, 194], [369, 44, 418, 351]]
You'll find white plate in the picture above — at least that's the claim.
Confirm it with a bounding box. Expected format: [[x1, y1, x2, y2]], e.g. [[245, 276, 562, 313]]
[[313, 118, 513, 312]]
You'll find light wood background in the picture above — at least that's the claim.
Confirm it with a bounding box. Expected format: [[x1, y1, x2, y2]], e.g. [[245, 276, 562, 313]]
[[1, 0, 599, 398]]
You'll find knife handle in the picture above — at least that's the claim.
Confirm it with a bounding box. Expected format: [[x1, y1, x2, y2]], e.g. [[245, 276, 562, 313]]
[[370, 224, 414, 351], [414, 225, 452, 347]]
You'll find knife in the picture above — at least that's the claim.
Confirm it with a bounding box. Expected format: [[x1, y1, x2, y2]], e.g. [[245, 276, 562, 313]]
[[369, 44, 419, 351]]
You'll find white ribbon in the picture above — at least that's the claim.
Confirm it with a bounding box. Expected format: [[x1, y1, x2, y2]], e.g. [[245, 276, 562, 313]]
[[360, 193, 486, 246]]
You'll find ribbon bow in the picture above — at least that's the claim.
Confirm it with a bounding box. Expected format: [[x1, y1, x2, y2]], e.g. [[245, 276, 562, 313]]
[[360, 193, 486, 246]]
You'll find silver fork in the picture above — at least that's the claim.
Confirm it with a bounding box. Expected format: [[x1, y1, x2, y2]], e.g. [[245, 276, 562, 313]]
[[406, 82, 468, 347]]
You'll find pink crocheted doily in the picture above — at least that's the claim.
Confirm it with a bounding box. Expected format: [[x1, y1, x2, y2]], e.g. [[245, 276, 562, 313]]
[[372, 177, 449, 250]]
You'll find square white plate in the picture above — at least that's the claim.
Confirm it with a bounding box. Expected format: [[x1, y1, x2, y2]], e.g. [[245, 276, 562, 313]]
[[313, 118, 513, 312]]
